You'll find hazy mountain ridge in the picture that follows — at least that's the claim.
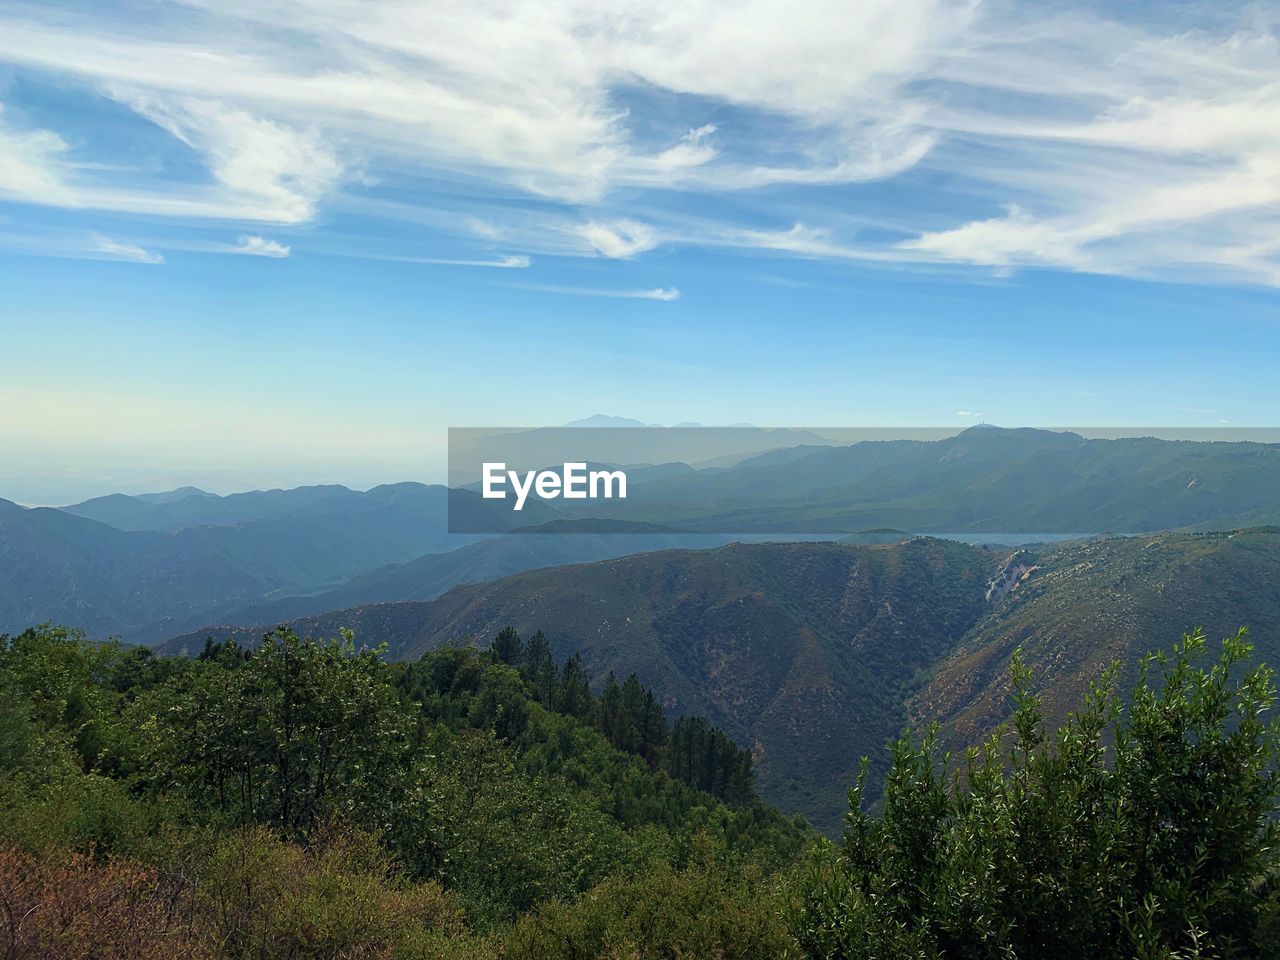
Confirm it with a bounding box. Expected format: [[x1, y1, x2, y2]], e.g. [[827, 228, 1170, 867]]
[[193, 531, 748, 629], [0, 484, 485, 642], [7, 427, 1280, 658], [561, 428, 1280, 533], [62, 482, 435, 533]]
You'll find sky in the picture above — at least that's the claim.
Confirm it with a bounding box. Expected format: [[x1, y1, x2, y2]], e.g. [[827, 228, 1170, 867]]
[[2, 0, 1280, 502]]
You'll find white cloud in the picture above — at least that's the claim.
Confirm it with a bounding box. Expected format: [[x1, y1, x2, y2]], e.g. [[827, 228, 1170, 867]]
[[234, 234, 291, 257], [0, 104, 76, 205], [121, 97, 345, 223], [632, 287, 680, 301], [576, 220, 661, 258], [716, 222, 883, 260], [467, 218, 502, 240], [0, 3, 1279, 284], [511, 283, 679, 301], [955, 410, 982, 418], [0, 0, 960, 209], [409, 253, 530, 268], [347, 252, 530, 268], [91, 235, 164, 264], [901, 205, 1089, 269]]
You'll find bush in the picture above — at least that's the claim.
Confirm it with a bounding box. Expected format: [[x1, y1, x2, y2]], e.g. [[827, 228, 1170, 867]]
[[788, 629, 1280, 960], [192, 823, 470, 959], [0, 844, 210, 960], [500, 835, 790, 960]]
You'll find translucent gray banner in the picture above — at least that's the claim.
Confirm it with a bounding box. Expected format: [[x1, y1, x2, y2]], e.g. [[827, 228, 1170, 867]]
[[447, 426, 1280, 535]]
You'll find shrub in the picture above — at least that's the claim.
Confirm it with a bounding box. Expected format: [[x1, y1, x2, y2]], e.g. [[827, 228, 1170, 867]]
[[0, 844, 210, 960], [500, 835, 790, 960], [788, 629, 1280, 960], [192, 822, 469, 959]]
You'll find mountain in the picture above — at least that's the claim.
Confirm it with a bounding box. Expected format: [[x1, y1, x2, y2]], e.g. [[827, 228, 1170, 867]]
[[556, 427, 1280, 533], [134, 486, 216, 504], [62, 483, 422, 533], [0, 485, 502, 643], [157, 529, 1280, 832], [186, 530, 747, 628], [562, 414, 659, 428], [909, 527, 1280, 750], [160, 537, 1001, 830], [451, 425, 836, 484]]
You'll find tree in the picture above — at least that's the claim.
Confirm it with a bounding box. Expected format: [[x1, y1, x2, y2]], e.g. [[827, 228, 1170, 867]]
[[149, 627, 413, 838], [490, 627, 524, 666], [520, 631, 557, 706], [468, 663, 530, 740], [557, 653, 594, 721]]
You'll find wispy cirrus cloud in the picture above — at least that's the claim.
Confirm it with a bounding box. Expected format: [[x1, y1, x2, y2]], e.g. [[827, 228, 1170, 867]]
[[0, 2, 1278, 284], [394, 254, 531, 269], [0, 104, 75, 205], [510, 283, 680, 301], [90, 235, 164, 264]]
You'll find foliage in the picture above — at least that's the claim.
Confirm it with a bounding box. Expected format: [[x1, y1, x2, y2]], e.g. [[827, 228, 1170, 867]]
[[400, 628, 762, 805], [143, 628, 413, 838], [5, 620, 1279, 957], [0, 843, 211, 960], [789, 628, 1280, 960], [0, 622, 804, 952], [499, 836, 791, 960]]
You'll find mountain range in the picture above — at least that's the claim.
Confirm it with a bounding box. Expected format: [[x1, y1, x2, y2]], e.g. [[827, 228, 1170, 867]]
[[158, 528, 1280, 832], [6, 426, 1280, 647], [0, 484, 484, 642], [548, 426, 1280, 533], [6, 425, 1280, 832]]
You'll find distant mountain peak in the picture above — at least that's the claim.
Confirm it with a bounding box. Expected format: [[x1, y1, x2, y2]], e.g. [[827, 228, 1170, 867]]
[[561, 415, 764, 429], [136, 486, 217, 504], [563, 414, 659, 428]]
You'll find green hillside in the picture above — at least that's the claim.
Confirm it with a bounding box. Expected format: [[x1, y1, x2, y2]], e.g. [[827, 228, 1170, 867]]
[[7, 617, 1279, 958], [0, 623, 807, 957], [161, 529, 1280, 834], [912, 528, 1280, 749], [165, 538, 1000, 831]]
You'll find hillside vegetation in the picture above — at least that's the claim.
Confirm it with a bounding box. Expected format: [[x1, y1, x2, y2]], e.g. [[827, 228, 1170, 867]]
[[167, 530, 1280, 833], [165, 538, 999, 831], [3, 623, 1277, 958], [912, 528, 1280, 748], [0, 623, 805, 957]]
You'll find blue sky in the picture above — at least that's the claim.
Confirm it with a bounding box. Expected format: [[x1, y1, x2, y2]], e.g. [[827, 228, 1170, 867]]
[[2, 0, 1279, 501]]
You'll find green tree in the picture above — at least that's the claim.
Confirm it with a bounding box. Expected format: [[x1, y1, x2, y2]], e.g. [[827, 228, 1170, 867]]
[[147, 627, 413, 838]]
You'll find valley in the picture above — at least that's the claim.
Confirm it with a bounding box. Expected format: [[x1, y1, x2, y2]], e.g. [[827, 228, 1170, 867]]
[[157, 529, 1280, 832]]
